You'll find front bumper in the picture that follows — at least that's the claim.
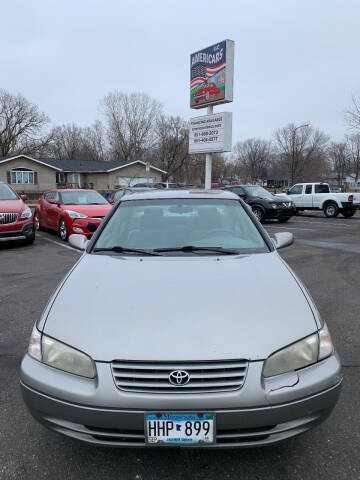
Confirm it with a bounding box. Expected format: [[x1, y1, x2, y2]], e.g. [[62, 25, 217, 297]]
[[0, 221, 35, 242], [71, 217, 104, 236], [265, 207, 295, 219], [20, 353, 342, 447]]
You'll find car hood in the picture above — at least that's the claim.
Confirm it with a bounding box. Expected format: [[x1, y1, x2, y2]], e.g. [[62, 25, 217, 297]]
[[61, 204, 111, 216], [0, 199, 25, 214], [43, 252, 318, 362]]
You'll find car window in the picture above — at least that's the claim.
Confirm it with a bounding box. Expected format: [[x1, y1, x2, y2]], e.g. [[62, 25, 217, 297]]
[[114, 190, 126, 201], [232, 187, 245, 195], [243, 186, 273, 198], [60, 191, 108, 205], [314, 184, 330, 194], [44, 192, 57, 202], [93, 199, 269, 255], [288, 185, 303, 195], [0, 183, 18, 200], [305, 185, 312, 194]]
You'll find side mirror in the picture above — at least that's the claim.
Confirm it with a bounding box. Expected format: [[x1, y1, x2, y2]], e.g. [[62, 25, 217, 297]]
[[20, 194, 28, 201], [108, 198, 114, 204], [273, 232, 294, 249], [48, 198, 58, 205], [69, 234, 89, 250], [239, 193, 247, 201], [87, 222, 98, 233]]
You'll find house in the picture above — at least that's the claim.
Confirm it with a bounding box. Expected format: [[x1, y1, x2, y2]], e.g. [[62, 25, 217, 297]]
[[0, 155, 166, 195]]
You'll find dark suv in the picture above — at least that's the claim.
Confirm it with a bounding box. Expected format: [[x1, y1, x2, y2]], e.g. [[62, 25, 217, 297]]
[[221, 185, 294, 223]]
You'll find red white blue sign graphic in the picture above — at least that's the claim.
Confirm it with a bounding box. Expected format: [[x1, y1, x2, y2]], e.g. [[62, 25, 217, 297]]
[[190, 40, 234, 109]]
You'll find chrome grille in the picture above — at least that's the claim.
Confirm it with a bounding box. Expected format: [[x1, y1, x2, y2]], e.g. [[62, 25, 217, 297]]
[[111, 359, 248, 393], [0, 212, 18, 224]]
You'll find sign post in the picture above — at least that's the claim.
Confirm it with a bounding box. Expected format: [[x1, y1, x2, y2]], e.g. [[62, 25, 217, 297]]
[[189, 39, 234, 189], [145, 161, 150, 185]]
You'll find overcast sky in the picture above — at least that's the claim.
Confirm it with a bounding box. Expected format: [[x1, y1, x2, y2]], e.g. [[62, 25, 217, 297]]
[[2, 0, 360, 144]]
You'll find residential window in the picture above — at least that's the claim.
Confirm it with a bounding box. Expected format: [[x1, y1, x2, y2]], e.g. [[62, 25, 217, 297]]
[[56, 172, 66, 183], [10, 168, 34, 184]]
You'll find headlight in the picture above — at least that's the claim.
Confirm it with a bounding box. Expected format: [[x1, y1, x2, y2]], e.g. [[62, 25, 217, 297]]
[[42, 336, 96, 378], [27, 323, 96, 378], [20, 207, 32, 219], [66, 210, 88, 219], [263, 324, 334, 377], [270, 203, 278, 209]]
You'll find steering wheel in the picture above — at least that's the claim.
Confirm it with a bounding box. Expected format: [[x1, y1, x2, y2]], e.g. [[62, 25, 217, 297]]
[[197, 229, 235, 240]]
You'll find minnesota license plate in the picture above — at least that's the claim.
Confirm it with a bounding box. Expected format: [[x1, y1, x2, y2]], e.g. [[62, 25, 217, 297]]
[[145, 413, 215, 445]]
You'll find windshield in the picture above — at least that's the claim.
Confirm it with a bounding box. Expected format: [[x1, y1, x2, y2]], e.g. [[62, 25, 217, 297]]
[[244, 186, 273, 199], [60, 191, 108, 205], [114, 190, 126, 201], [0, 184, 18, 200], [92, 199, 269, 255]]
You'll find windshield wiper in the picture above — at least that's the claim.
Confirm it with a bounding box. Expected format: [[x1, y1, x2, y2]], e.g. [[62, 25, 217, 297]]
[[93, 246, 160, 256], [153, 245, 238, 255]]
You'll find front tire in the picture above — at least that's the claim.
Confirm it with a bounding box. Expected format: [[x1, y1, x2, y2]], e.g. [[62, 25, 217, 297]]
[[34, 212, 43, 231], [59, 218, 68, 241], [324, 202, 339, 218], [341, 208, 356, 218], [252, 206, 265, 223]]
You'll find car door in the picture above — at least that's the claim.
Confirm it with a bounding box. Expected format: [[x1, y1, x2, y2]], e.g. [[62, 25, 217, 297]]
[[43, 192, 60, 230], [301, 184, 313, 208], [287, 184, 304, 207]]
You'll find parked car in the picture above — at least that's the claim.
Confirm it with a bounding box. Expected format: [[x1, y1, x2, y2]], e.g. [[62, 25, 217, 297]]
[[133, 182, 180, 189], [34, 189, 112, 240], [0, 181, 35, 244], [282, 183, 360, 217], [193, 82, 220, 103], [21, 189, 341, 447], [222, 184, 295, 223], [108, 187, 154, 204]]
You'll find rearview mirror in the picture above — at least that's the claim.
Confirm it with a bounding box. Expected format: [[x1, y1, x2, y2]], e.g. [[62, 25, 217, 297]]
[[273, 232, 293, 249], [48, 198, 58, 205], [69, 234, 89, 250], [20, 194, 27, 201]]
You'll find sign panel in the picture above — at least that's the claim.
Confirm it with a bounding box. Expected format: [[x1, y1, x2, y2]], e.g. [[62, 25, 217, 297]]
[[190, 39, 234, 109], [189, 112, 232, 154]]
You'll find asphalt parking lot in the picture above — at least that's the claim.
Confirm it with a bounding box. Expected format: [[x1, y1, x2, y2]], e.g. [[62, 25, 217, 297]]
[[1, 213, 359, 480]]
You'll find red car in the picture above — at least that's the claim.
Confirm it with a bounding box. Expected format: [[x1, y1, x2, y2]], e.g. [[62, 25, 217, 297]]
[[0, 181, 35, 244], [194, 82, 220, 103], [34, 189, 111, 241]]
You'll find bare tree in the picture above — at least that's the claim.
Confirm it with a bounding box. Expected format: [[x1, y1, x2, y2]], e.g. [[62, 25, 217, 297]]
[[100, 92, 162, 162], [328, 142, 349, 185], [0, 89, 50, 157], [81, 121, 108, 161], [49, 123, 84, 159], [151, 115, 189, 181], [346, 134, 360, 183], [345, 96, 360, 131], [232, 138, 271, 183], [275, 124, 329, 184]]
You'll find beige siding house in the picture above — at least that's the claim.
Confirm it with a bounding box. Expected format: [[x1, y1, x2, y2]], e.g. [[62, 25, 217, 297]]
[[0, 155, 166, 195]]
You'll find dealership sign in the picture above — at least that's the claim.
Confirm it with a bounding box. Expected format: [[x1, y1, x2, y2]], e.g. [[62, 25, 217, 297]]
[[189, 112, 233, 154], [190, 39, 234, 109]]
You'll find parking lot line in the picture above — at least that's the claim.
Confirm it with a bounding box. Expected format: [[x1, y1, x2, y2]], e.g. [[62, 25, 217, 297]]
[[37, 233, 80, 252]]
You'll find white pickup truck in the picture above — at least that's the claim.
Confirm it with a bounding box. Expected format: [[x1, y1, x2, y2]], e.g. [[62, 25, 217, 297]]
[[282, 182, 360, 218]]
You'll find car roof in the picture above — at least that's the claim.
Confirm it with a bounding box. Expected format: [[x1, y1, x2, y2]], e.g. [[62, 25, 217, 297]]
[[47, 189, 97, 193], [121, 189, 239, 201]]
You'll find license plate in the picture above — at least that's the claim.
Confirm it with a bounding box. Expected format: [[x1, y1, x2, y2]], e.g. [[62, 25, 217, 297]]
[[145, 413, 215, 445]]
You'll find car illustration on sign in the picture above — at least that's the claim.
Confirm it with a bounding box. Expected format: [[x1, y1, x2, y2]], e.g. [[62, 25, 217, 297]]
[[193, 82, 221, 103]]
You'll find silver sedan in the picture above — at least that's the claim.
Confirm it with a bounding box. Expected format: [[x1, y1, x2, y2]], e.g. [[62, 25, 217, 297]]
[[20, 189, 342, 447]]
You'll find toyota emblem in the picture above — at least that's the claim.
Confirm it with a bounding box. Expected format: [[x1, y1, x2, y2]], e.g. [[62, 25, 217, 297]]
[[168, 370, 190, 386]]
